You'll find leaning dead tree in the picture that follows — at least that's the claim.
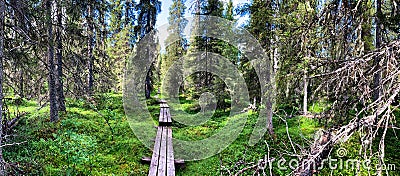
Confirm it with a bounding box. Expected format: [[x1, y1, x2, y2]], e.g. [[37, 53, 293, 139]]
[[294, 40, 400, 175]]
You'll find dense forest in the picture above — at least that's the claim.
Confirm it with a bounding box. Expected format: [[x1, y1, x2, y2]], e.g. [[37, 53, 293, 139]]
[[0, 0, 399, 175]]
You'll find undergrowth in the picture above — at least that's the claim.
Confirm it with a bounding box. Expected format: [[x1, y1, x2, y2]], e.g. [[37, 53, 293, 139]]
[[3, 94, 398, 175]]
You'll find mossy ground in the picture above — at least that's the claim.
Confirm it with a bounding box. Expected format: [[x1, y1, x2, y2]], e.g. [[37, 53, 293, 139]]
[[3, 94, 399, 175]]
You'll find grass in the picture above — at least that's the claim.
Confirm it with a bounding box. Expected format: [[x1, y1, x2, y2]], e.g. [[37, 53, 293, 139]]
[[5, 94, 150, 175], [3, 93, 399, 175]]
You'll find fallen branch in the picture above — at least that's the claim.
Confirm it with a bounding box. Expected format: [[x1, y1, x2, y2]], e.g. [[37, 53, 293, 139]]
[[293, 41, 400, 175], [0, 141, 27, 148]]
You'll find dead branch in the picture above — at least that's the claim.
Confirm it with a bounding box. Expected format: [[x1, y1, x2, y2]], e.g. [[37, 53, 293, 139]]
[[293, 39, 400, 175]]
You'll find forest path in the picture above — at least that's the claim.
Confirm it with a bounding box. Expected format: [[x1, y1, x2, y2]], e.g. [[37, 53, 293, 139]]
[[147, 100, 176, 176]]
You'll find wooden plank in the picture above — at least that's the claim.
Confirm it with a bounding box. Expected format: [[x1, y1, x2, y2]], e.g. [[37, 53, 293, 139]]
[[159, 108, 165, 125], [159, 108, 166, 126], [158, 127, 168, 176], [159, 107, 172, 126], [148, 127, 163, 176], [166, 127, 175, 176], [142, 157, 184, 165], [163, 107, 168, 124], [141, 156, 152, 163], [166, 108, 172, 123], [160, 103, 169, 108]]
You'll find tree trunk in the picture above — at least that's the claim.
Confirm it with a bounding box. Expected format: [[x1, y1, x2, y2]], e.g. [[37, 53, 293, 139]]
[[303, 69, 308, 115], [145, 69, 151, 99], [55, 0, 65, 111], [375, 1, 383, 174], [101, 0, 107, 59], [266, 99, 274, 135], [373, 0, 382, 101], [0, 0, 6, 173], [47, 0, 59, 122], [18, 70, 23, 97], [87, 3, 94, 95]]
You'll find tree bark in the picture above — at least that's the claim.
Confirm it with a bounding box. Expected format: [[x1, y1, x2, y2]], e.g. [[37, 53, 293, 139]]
[[373, 0, 382, 101], [47, 0, 59, 122], [55, 0, 65, 111], [87, 3, 94, 95], [18, 70, 23, 97], [375, 1, 384, 172], [0, 0, 6, 174], [145, 69, 151, 99], [266, 99, 274, 135], [303, 69, 308, 115]]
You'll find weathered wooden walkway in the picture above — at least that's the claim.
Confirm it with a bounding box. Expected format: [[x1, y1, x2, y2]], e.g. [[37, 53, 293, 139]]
[[147, 100, 176, 176], [159, 103, 172, 126]]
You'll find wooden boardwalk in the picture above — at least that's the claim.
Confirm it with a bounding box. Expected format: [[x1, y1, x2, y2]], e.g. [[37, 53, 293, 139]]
[[159, 104, 172, 126], [148, 100, 176, 176]]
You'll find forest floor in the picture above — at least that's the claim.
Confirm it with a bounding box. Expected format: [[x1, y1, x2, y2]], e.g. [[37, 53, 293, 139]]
[[3, 93, 400, 175]]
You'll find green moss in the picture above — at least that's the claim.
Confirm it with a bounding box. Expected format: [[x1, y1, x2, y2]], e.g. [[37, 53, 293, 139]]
[[4, 94, 399, 175], [309, 101, 330, 114]]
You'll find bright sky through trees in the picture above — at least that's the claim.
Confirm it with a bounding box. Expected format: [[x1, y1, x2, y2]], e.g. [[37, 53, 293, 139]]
[[156, 0, 249, 27]]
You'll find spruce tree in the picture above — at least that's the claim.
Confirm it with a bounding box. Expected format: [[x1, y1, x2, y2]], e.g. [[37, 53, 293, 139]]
[[162, 0, 188, 96], [135, 0, 161, 99]]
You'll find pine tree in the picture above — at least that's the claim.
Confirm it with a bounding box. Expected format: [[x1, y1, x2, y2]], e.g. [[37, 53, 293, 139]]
[[374, 0, 382, 101], [0, 0, 5, 173], [106, 0, 135, 92], [135, 0, 161, 99], [224, 0, 234, 21], [55, 0, 66, 111], [86, 1, 95, 95], [247, 0, 275, 135], [47, 0, 59, 122], [162, 0, 187, 96]]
